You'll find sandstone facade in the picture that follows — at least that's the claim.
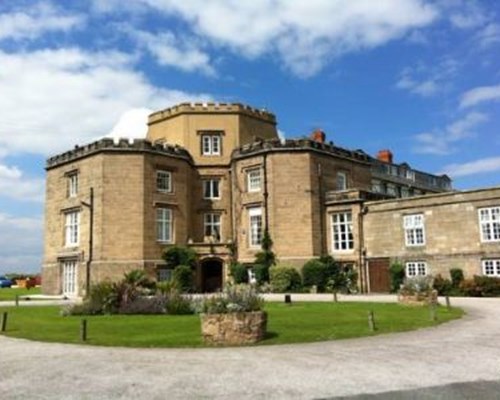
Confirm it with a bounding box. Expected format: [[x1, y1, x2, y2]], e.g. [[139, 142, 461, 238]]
[[42, 102, 495, 297]]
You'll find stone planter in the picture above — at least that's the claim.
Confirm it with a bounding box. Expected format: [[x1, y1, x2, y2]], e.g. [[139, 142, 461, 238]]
[[398, 289, 438, 306], [200, 311, 267, 346]]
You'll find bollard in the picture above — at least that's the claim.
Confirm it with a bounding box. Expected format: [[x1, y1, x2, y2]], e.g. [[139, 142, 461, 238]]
[[15, 295, 19, 307], [1, 312, 7, 332], [333, 292, 338, 303], [284, 294, 292, 305], [445, 296, 451, 309], [429, 303, 437, 322], [80, 319, 87, 342], [368, 310, 376, 332]]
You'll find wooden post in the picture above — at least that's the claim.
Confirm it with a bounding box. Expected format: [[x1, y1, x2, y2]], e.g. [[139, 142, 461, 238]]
[[284, 294, 292, 305], [429, 303, 437, 321], [80, 319, 87, 342], [15, 295, 19, 307], [333, 292, 338, 303], [368, 310, 376, 332], [1, 312, 7, 332], [445, 296, 451, 309]]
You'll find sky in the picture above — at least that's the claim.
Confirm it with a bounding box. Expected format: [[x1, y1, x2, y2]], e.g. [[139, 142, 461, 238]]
[[0, 0, 499, 274]]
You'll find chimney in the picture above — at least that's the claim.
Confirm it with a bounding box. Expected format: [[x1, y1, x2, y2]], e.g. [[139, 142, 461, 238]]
[[377, 149, 393, 164], [311, 129, 326, 143]]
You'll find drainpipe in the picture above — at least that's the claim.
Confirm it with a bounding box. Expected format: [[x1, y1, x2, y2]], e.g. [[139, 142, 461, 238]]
[[358, 204, 367, 293], [81, 187, 94, 296], [317, 163, 326, 255], [263, 153, 269, 233]]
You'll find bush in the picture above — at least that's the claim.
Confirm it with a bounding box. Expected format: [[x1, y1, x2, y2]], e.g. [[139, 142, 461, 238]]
[[230, 263, 249, 284], [389, 262, 405, 293], [163, 246, 197, 269], [450, 268, 464, 288], [172, 265, 194, 293], [433, 274, 453, 296], [269, 265, 302, 293], [119, 296, 166, 314], [202, 284, 264, 314], [165, 292, 194, 315], [399, 276, 434, 296], [302, 260, 328, 292], [460, 275, 500, 297], [253, 264, 269, 285]]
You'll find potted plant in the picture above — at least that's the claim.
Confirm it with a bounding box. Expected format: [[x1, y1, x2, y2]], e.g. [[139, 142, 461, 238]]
[[398, 276, 438, 306], [200, 284, 267, 346]]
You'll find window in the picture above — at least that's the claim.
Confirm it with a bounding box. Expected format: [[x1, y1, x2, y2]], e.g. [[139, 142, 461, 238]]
[[404, 214, 425, 246], [203, 179, 220, 199], [371, 180, 383, 193], [65, 211, 80, 246], [62, 260, 77, 295], [331, 212, 354, 251], [157, 267, 173, 282], [204, 213, 221, 242], [156, 170, 172, 193], [479, 207, 500, 242], [406, 261, 427, 277], [336, 172, 347, 190], [386, 184, 397, 197], [156, 208, 173, 242], [400, 187, 410, 198], [201, 133, 221, 155], [247, 168, 262, 192], [68, 173, 78, 198], [482, 260, 500, 277], [248, 207, 262, 247]]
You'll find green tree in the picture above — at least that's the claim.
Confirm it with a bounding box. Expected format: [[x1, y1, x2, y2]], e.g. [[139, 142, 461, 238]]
[[253, 230, 277, 284], [162, 246, 197, 269]]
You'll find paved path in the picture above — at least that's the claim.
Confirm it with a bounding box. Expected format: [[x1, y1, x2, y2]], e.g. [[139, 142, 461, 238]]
[[0, 296, 499, 399]]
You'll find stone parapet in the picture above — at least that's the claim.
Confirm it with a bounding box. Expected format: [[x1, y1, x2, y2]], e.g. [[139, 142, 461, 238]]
[[148, 102, 276, 125], [46, 138, 192, 169], [232, 138, 371, 164]]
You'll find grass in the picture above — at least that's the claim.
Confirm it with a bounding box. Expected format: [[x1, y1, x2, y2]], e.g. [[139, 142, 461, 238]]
[[0, 302, 463, 347], [0, 287, 41, 301]]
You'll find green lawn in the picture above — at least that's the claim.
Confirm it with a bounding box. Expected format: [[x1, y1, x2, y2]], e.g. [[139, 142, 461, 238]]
[[0, 287, 41, 301], [0, 302, 463, 347]]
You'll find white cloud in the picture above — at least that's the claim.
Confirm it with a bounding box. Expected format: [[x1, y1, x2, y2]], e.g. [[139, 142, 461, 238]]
[[447, 1, 487, 30], [460, 84, 500, 109], [0, 213, 43, 274], [130, 29, 215, 76], [414, 112, 488, 155], [441, 157, 500, 178], [108, 108, 151, 139], [0, 48, 211, 157], [474, 23, 500, 48], [0, 2, 84, 41], [396, 58, 459, 97], [128, 0, 438, 78], [0, 164, 44, 202]]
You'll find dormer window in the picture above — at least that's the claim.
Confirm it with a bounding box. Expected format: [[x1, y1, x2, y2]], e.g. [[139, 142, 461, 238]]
[[201, 132, 222, 156]]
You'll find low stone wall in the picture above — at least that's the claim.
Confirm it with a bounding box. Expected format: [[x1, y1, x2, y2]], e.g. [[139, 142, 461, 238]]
[[398, 290, 438, 306], [200, 311, 267, 346]]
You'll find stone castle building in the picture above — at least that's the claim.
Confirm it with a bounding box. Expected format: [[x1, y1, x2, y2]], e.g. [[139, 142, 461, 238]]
[[42, 103, 500, 296]]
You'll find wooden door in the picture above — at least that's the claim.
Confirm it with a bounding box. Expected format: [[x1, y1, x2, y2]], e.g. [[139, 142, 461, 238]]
[[368, 258, 391, 293]]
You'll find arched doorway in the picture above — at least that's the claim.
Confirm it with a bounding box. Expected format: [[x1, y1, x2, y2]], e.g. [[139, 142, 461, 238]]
[[201, 258, 223, 293]]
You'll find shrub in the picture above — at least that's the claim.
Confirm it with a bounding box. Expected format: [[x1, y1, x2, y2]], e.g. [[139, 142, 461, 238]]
[[253, 264, 269, 285], [433, 274, 453, 295], [450, 268, 464, 288], [302, 260, 328, 291], [399, 276, 434, 296], [165, 292, 194, 315], [389, 262, 405, 293], [119, 296, 166, 314], [254, 230, 277, 283], [172, 265, 194, 293], [230, 263, 249, 284], [269, 265, 302, 293], [163, 246, 197, 269], [460, 275, 500, 297], [202, 284, 264, 314], [156, 279, 180, 295]]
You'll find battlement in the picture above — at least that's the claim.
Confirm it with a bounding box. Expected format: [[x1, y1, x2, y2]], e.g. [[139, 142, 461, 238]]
[[46, 138, 192, 169], [148, 102, 277, 125], [232, 138, 372, 163]]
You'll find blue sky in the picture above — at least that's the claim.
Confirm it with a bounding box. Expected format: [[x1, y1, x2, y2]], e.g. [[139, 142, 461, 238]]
[[0, 0, 499, 274]]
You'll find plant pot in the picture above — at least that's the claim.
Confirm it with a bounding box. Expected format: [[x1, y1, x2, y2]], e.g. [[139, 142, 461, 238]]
[[200, 311, 267, 346], [398, 289, 438, 306]]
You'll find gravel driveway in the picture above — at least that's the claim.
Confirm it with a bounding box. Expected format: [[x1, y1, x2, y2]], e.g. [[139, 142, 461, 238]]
[[0, 295, 499, 399]]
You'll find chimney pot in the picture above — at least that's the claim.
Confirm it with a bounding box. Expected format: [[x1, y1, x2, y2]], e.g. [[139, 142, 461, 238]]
[[377, 149, 393, 164], [311, 129, 326, 143]]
